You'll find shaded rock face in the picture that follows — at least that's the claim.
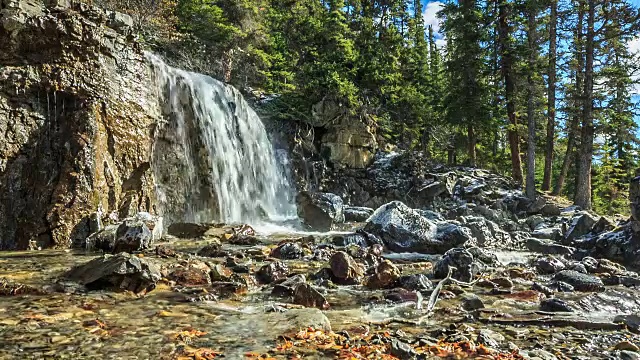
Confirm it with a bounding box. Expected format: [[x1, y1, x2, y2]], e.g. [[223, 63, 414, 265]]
[[65, 252, 161, 293], [0, 0, 160, 249], [296, 191, 344, 231]]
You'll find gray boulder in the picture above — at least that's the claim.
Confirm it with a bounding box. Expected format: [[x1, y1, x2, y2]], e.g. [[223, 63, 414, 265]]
[[434, 248, 479, 282], [552, 270, 605, 292], [364, 201, 464, 253], [343, 206, 374, 222], [297, 191, 345, 231], [65, 253, 160, 293], [565, 212, 598, 242], [526, 238, 574, 255], [85, 224, 119, 252], [113, 219, 153, 253]]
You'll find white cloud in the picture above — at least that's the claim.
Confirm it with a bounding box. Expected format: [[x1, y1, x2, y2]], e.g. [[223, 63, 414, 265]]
[[423, 1, 444, 36]]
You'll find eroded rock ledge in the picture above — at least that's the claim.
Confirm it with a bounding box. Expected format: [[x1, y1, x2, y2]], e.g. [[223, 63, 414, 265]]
[[0, 0, 160, 249]]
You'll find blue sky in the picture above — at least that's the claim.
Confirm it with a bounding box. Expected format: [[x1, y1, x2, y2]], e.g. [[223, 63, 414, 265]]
[[419, 0, 640, 128]]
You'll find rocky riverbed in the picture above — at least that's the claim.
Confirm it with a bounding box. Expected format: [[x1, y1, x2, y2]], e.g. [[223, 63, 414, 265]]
[[2, 160, 640, 359]]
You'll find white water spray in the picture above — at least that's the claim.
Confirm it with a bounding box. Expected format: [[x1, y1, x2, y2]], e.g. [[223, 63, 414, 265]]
[[147, 53, 296, 226]]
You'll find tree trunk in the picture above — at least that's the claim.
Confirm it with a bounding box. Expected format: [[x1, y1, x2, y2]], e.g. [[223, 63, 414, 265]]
[[553, 2, 584, 196], [468, 125, 477, 167], [574, 0, 595, 210], [542, 0, 557, 191], [498, 0, 523, 185], [525, 2, 537, 200]]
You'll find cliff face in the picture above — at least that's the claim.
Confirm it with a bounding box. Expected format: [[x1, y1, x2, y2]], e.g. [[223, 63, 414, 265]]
[[0, 0, 159, 249]]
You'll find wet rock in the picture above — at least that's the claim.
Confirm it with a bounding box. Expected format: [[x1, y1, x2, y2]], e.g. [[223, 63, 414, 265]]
[[527, 350, 558, 360], [397, 274, 434, 292], [364, 201, 464, 253], [532, 282, 554, 296], [332, 232, 369, 248], [133, 212, 163, 241], [620, 351, 640, 360], [531, 227, 563, 241], [615, 314, 640, 332], [552, 270, 604, 292], [85, 224, 119, 252], [270, 308, 332, 333], [197, 240, 223, 257], [296, 192, 344, 231], [169, 263, 211, 286], [271, 242, 305, 260], [490, 277, 513, 289], [65, 253, 160, 293], [0, 278, 45, 296], [615, 341, 640, 352], [565, 212, 598, 242], [167, 223, 210, 238], [390, 339, 417, 360], [343, 206, 374, 222], [256, 262, 289, 284], [477, 329, 504, 348], [434, 221, 473, 247], [526, 238, 574, 255], [112, 219, 153, 253], [155, 245, 177, 258], [209, 264, 233, 282], [461, 293, 484, 311], [228, 225, 259, 245], [540, 298, 573, 312], [272, 274, 306, 297], [596, 258, 626, 275], [293, 283, 330, 309], [534, 256, 566, 275], [434, 248, 478, 282], [366, 260, 401, 289], [329, 251, 362, 284], [547, 281, 575, 292]]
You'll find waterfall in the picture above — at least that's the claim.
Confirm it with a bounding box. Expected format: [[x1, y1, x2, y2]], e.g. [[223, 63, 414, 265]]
[[147, 53, 297, 226]]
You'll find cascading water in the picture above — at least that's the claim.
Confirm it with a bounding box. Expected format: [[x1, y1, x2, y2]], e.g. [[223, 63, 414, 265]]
[[147, 53, 297, 227]]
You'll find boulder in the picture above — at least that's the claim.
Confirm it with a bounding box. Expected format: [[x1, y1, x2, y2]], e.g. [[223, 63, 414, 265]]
[[365, 260, 401, 289], [296, 192, 344, 231], [552, 270, 604, 292], [540, 298, 573, 313], [65, 253, 160, 293], [397, 274, 434, 292], [565, 212, 598, 242], [272, 274, 307, 297], [343, 206, 374, 222], [434, 248, 478, 282], [271, 242, 306, 260], [526, 238, 574, 255], [85, 225, 119, 252], [113, 219, 153, 253], [534, 256, 566, 274], [167, 223, 210, 238], [364, 201, 464, 253], [293, 283, 330, 309], [256, 262, 289, 284], [329, 251, 362, 284]]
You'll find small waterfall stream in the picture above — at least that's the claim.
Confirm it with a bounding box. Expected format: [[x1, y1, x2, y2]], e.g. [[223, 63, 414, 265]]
[[147, 54, 296, 227]]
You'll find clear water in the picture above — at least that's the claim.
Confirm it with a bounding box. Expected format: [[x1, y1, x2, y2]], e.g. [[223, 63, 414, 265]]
[[147, 53, 297, 227]]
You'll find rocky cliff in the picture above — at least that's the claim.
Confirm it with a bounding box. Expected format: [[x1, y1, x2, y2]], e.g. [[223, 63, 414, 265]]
[[0, 0, 159, 249]]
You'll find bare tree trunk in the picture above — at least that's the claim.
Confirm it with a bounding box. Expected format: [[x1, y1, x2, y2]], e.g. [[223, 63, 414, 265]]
[[574, 0, 595, 210], [542, 0, 558, 191], [553, 2, 584, 196], [498, 0, 523, 185], [525, 2, 537, 199], [468, 125, 477, 167]]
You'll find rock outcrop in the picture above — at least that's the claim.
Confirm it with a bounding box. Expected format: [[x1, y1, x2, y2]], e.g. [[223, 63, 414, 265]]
[[0, 0, 159, 249]]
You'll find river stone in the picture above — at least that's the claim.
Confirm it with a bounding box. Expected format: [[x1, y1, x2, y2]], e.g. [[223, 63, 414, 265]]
[[366, 260, 401, 289], [527, 238, 574, 255], [271, 242, 305, 260], [65, 253, 160, 293], [296, 192, 344, 231], [167, 223, 210, 238], [269, 308, 331, 333], [332, 232, 369, 248], [85, 224, 119, 251], [256, 262, 289, 284], [397, 274, 434, 292], [552, 270, 604, 292], [343, 206, 374, 222], [272, 274, 306, 297], [461, 293, 484, 311], [434, 248, 478, 282], [534, 256, 566, 275], [540, 298, 573, 312], [329, 251, 362, 284], [113, 219, 153, 253], [293, 283, 329, 309], [363, 201, 453, 253], [390, 339, 417, 360], [434, 221, 473, 247]]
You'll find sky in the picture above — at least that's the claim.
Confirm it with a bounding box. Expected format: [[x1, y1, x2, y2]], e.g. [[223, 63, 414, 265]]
[[419, 0, 640, 126]]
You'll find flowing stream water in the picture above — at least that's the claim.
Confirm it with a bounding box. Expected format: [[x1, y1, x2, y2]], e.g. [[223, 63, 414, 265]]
[[147, 53, 296, 228]]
